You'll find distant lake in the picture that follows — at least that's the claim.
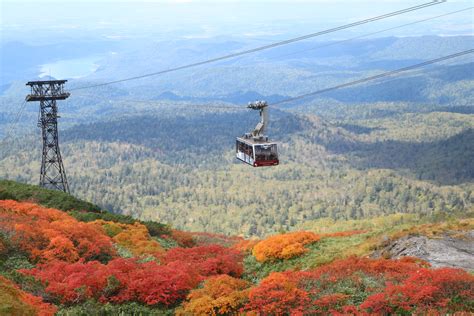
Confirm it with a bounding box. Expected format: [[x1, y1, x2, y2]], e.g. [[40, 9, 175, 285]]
[[39, 56, 101, 79]]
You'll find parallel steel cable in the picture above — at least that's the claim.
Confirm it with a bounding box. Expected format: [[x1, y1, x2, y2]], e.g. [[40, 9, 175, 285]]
[[102, 47, 473, 112], [92, 7, 471, 112], [275, 7, 473, 60], [4, 51, 469, 145], [3, 53, 469, 153], [273, 49, 474, 106], [70, 0, 445, 91], [97, 49, 473, 111]]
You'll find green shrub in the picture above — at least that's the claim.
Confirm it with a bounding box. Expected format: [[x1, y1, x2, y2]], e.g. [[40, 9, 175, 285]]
[[56, 301, 174, 316], [0, 180, 101, 212]]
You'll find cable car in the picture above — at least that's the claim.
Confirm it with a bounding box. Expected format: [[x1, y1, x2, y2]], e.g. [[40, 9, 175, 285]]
[[236, 101, 279, 167]]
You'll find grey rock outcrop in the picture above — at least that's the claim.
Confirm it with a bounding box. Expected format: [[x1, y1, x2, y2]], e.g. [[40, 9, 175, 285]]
[[373, 230, 474, 271]]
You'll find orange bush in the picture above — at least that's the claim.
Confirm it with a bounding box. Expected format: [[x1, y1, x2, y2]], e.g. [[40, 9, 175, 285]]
[[177, 275, 250, 315], [232, 239, 259, 253], [0, 200, 115, 263], [252, 231, 320, 262], [0, 275, 57, 316], [93, 220, 164, 257]]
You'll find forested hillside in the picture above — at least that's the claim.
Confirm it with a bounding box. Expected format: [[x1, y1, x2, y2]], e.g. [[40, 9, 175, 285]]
[[0, 182, 473, 315], [0, 36, 473, 236], [1, 104, 472, 236], [2, 0, 474, 312], [2, 36, 473, 137]]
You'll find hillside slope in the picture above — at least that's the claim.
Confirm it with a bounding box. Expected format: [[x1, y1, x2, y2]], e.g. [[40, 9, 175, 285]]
[[0, 179, 101, 213], [0, 182, 473, 315], [1, 109, 472, 236]]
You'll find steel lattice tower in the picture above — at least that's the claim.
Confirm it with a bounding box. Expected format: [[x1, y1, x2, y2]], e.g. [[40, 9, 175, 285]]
[[26, 80, 70, 193]]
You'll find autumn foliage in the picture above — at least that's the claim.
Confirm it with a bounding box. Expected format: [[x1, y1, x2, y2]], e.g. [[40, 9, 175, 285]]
[[246, 272, 311, 315], [245, 256, 474, 315], [93, 220, 164, 257], [161, 244, 244, 278], [232, 238, 259, 253], [22, 258, 201, 306], [0, 275, 57, 316], [23, 245, 245, 307], [0, 200, 115, 263], [2, 199, 473, 314], [177, 275, 250, 315], [360, 267, 474, 314], [170, 229, 196, 247], [252, 231, 321, 262], [21, 242, 244, 307]]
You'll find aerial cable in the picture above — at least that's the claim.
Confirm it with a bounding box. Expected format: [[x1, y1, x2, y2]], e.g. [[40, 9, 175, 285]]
[[92, 7, 471, 112], [273, 49, 474, 106], [70, 0, 445, 91], [275, 7, 473, 60], [0, 100, 28, 143]]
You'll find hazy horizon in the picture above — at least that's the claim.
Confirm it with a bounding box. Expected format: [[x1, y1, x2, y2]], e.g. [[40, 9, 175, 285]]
[[2, 0, 473, 45]]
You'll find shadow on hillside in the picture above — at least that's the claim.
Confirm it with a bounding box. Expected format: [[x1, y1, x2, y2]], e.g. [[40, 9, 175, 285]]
[[326, 128, 474, 186]]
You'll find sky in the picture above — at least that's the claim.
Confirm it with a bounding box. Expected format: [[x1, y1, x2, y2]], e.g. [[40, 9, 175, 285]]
[[1, 0, 472, 43]]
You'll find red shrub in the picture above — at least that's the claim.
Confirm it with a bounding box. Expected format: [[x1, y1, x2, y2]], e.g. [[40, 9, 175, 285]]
[[307, 256, 428, 284], [312, 293, 349, 314], [244, 257, 437, 315], [361, 267, 474, 314], [245, 272, 311, 315], [22, 258, 201, 306], [109, 260, 200, 306], [161, 244, 244, 278], [0, 200, 115, 263]]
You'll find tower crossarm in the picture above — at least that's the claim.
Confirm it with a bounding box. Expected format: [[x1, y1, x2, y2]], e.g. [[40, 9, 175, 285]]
[[26, 80, 70, 101]]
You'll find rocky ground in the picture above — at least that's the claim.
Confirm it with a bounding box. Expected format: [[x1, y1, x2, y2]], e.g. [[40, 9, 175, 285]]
[[373, 230, 474, 270]]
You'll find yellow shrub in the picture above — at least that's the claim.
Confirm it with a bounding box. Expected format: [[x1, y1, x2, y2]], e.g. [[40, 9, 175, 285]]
[[93, 220, 164, 257], [177, 275, 250, 315]]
